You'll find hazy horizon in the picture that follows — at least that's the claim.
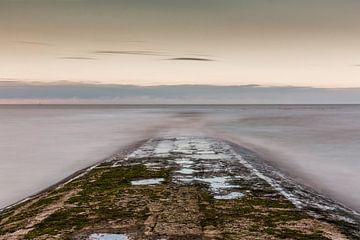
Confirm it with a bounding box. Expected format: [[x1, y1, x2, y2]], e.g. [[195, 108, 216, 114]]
[[2, 81, 360, 104]]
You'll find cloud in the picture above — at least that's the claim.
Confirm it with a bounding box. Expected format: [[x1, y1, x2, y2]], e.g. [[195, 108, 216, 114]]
[[59, 57, 97, 60], [166, 57, 215, 61], [15, 41, 48, 46], [93, 50, 163, 56]]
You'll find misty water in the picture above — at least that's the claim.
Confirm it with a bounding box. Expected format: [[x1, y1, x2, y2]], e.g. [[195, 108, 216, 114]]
[[0, 105, 359, 212]]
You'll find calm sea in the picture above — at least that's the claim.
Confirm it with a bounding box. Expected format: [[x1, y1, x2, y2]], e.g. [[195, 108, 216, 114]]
[[1, 105, 359, 211]]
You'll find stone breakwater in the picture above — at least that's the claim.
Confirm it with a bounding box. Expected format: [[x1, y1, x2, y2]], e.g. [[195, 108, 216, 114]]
[[0, 136, 359, 240]]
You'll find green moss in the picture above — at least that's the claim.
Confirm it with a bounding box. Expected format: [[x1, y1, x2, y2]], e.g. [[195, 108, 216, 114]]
[[23, 165, 168, 238], [32, 195, 61, 208], [24, 208, 90, 239], [242, 197, 294, 209], [198, 190, 218, 227], [324, 219, 359, 239], [274, 229, 328, 240], [0, 194, 64, 235], [1, 162, 351, 240]]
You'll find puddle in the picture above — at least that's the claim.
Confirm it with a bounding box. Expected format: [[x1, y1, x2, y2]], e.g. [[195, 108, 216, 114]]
[[128, 138, 244, 200], [154, 140, 173, 157], [89, 233, 128, 240], [194, 176, 238, 193], [131, 178, 165, 185], [172, 149, 193, 154], [214, 192, 244, 200], [174, 158, 193, 165], [176, 168, 195, 175]]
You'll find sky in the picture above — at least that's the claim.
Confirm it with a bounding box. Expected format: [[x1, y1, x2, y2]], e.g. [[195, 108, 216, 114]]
[[1, 0, 360, 88]]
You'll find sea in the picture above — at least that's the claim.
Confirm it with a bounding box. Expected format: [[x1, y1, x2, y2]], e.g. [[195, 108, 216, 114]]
[[0, 104, 359, 212]]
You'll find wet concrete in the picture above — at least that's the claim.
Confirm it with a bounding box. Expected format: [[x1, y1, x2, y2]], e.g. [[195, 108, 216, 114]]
[[114, 137, 360, 237], [1, 136, 359, 239]]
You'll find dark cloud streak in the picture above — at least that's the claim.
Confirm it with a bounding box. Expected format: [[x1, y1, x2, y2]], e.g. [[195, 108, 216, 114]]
[[59, 57, 97, 60], [15, 41, 49, 46], [93, 50, 164, 56], [166, 57, 215, 61]]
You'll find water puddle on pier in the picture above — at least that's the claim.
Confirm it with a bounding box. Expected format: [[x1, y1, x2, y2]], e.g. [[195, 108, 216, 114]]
[[88, 233, 128, 240], [131, 178, 165, 186]]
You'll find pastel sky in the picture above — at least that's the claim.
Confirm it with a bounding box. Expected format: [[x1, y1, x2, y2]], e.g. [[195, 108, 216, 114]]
[[1, 0, 360, 87]]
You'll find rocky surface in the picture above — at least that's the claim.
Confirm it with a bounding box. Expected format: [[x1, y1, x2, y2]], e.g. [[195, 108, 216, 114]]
[[0, 136, 359, 239]]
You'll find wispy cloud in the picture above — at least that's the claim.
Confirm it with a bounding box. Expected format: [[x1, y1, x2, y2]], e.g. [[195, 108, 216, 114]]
[[93, 50, 163, 56], [166, 57, 215, 61], [15, 41, 49, 46], [59, 57, 97, 60]]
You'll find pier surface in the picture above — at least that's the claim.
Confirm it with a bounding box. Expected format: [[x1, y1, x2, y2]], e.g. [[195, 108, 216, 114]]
[[1, 137, 359, 239]]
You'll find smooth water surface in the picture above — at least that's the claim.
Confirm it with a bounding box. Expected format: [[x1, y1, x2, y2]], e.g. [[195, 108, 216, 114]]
[[1, 105, 359, 212]]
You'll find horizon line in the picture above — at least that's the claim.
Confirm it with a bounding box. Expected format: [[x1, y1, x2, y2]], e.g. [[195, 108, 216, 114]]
[[1, 80, 360, 90]]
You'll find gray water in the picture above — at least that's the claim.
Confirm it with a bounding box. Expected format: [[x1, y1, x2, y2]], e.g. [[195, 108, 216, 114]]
[[0, 105, 359, 212]]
